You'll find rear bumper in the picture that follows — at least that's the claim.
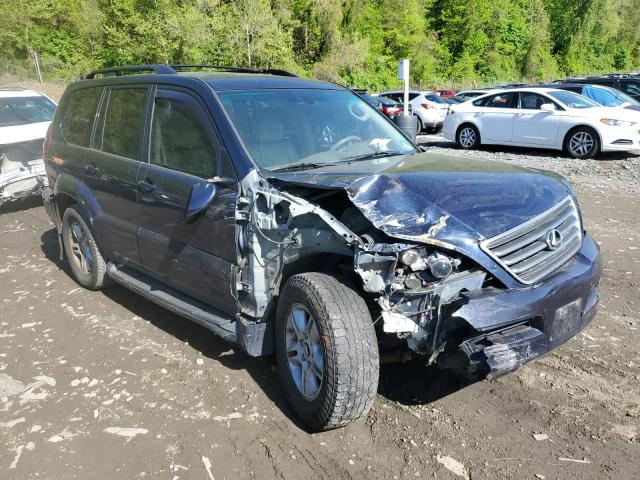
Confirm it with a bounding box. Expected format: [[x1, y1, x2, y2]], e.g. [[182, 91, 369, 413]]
[[443, 234, 602, 378]]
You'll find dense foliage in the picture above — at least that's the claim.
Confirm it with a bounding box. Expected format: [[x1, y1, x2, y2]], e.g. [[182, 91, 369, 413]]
[[1, 0, 639, 89]]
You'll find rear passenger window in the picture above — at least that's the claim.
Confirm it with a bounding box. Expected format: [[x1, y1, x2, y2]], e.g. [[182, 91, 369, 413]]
[[96, 88, 147, 160], [150, 91, 219, 178], [485, 93, 517, 108], [61, 88, 102, 147]]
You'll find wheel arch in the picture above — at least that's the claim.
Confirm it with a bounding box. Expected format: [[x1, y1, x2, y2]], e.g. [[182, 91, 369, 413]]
[[53, 172, 102, 223], [562, 124, 602, 151]]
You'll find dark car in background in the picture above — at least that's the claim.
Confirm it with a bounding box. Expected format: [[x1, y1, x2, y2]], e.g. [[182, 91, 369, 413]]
[[437, 89, 457, 98], [42, 64, 601, 432], [539, 82, 640, 112], [560, 74, 640, 102], [357, 91, 412, 118]]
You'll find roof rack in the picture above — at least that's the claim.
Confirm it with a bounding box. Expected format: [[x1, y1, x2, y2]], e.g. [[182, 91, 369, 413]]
[[170, 64, 298, 77], [82, 64, 298, 80]]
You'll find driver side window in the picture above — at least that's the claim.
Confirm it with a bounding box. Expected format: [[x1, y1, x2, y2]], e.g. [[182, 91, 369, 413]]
[[519, 93, 548, 110], [150, 91, 222, 179]]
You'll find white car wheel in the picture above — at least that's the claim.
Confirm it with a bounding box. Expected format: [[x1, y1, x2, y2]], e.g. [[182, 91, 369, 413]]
[[457, 125, 479, 149]]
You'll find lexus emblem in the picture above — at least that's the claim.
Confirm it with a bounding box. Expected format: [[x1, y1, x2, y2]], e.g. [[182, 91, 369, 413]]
[[545, 229, 563, 250]]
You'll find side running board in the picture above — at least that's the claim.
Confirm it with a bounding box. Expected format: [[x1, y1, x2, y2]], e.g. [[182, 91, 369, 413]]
[[106, 263, 237, 342]]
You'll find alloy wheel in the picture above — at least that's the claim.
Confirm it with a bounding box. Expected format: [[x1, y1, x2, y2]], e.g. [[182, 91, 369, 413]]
[[285, 306, 324, 400], [68, 221, 93, 275], [459, 127, 476, 148], [569, 131, 594, 157]]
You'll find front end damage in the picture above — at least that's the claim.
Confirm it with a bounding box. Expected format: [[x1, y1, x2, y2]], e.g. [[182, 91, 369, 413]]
[[233, 169, 602, 378], [0, 139, 48, 207]]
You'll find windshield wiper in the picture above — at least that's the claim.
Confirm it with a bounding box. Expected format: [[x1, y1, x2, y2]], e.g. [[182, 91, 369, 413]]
[[270, 162, 333, 173], [342, 150, 412, 162]]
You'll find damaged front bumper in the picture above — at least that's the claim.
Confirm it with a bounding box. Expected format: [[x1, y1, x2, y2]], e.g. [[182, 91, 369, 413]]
[[440, 234, 601, 378], [0, 159, 48, 206]]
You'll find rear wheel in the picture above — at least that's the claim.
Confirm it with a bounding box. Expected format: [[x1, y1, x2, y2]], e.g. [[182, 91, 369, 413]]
[[61, 204, 109, 290], [416, 117, 423, 134], [564, 127, 599, 159], [275, 273, 379, 431], [456, 124, 480, 149]]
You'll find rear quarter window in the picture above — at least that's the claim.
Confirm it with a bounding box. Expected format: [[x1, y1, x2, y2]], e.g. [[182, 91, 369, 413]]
[[621, 82, 640, 97], [61, 87, 102, 147]]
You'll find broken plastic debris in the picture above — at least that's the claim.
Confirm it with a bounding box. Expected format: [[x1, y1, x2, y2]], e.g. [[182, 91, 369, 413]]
[[436, 454, 470, 480]]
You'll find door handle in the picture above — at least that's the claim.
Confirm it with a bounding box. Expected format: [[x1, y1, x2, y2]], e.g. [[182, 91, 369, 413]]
[[138, 178, 156, 193], [85, 163, 99, 176]]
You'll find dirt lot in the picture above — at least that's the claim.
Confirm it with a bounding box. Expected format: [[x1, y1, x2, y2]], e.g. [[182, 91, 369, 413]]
[[1, 137, 639, 480]]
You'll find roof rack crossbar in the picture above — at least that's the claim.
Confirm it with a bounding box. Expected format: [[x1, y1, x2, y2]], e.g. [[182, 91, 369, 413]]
[[83, 64, 177, 79], [82, 64, 298, 80], [169, 64, 298, 77]]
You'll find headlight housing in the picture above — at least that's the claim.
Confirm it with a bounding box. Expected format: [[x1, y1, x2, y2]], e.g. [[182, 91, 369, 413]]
[[600, 118, 636, 127]]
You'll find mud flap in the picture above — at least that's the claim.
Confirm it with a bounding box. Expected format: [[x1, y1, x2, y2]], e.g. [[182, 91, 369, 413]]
[[236, 316, 273, 357], [42, 187, 64, 261]]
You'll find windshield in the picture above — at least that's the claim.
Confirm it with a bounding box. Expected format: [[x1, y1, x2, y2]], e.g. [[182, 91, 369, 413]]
[[218, 89, 415, 170], [548, 91, 599, 109], [582, 85, 639, 107], [0, 96, 56, 127], [378, 96, 399, 105]]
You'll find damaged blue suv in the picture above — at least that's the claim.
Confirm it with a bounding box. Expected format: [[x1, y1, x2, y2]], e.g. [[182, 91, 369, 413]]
[[42, 65, 602, 431]]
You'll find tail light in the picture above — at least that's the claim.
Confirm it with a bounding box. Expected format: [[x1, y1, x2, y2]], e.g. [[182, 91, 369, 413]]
[[43, 124, 52, 162], [421, 103, 433, 109], [382, 105, 402, 115]]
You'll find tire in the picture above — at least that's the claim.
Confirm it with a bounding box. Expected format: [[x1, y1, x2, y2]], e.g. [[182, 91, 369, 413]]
[[275, 273, 379, 431], [456, 124, 480, 149], [564, 127, 600, 159], [416, 117, 423, 135], [61, 204, 109, 290]]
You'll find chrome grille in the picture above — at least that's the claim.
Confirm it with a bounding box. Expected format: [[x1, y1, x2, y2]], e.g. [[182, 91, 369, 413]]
[[480, 197, 582, 284]]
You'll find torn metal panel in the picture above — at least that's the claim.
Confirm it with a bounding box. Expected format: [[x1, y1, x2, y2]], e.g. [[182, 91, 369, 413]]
[[0, 139, 48, 206], [235, 170, 358, 319]]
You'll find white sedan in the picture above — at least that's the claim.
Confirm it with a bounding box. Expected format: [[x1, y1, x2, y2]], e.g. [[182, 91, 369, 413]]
[[0, 88, 56, 206], [443, 87, 640, 158]]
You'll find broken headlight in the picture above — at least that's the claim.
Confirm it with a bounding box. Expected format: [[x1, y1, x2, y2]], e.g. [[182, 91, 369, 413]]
[[426, 252, 454, 278]]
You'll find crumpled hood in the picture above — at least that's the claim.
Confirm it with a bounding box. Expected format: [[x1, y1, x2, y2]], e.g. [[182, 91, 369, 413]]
[[268, 151, 573, 246], [0, 122, 50, 145]]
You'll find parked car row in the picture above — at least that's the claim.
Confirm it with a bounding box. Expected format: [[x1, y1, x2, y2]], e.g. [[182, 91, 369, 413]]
[[443, 87, 640, 158]]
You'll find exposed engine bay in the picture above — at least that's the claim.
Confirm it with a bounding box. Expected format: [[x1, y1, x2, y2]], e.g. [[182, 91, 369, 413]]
[[233, 170, 491, 366]]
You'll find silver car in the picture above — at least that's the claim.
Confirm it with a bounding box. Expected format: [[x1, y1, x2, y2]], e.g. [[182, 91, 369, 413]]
[[380, 90, 448, 133], [0, 87, 56, 207]]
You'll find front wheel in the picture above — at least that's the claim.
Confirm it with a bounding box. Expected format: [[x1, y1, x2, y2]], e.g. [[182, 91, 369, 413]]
[[564, 127, 599, 159], [456, 124, 480, 149], [275, 273, 379, 431]]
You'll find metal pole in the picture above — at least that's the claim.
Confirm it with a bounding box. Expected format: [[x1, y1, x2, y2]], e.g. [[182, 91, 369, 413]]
[[32, 49, 43, 84], [402, 59, 409, 116]]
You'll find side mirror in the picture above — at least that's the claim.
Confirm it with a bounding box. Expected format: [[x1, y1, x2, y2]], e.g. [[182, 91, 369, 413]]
[[183, 177, 237, 224], [184, 182, 218, 224], [540, 103, 556, 112]]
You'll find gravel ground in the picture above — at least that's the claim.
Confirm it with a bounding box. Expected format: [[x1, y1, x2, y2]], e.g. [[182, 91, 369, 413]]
[[1, 136, 639, 479]]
